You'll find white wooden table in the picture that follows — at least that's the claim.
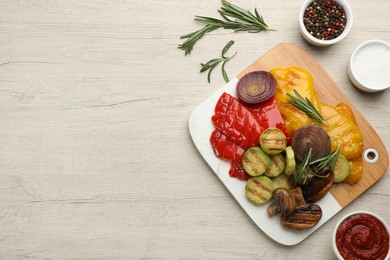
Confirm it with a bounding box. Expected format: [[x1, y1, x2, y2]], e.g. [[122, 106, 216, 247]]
[[0, 1, 389, 259]]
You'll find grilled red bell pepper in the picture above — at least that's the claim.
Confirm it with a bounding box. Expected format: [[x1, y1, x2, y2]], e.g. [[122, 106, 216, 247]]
[[210, 129, 245, 161], [229, 160, 250, 180], [212, 92, 261, 150], [210, 92, 289, 181]]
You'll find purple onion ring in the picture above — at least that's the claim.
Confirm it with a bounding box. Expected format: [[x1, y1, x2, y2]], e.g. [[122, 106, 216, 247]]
[[236, 71, 277, 104]]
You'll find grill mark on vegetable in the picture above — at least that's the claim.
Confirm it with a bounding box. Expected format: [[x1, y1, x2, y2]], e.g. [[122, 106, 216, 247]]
[[272, 161, 282, 172], [246, 186, 267, 201], [262, 139, 285, 150], [252, 179, 272, 194], [245, 150, 267, 175]]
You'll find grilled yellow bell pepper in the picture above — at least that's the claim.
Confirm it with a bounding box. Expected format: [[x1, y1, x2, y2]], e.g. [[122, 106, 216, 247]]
[[270, 67, 364, 182], [319, 102, 363, 160], [270, 67, 319, 135]]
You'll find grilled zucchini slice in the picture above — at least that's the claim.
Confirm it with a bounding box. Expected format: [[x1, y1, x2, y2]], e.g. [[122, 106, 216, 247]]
[[245, 176, 273, 205], [284, 146, 296, 176], [333, 154, 350, 183], [265, 154, 286, 178], [242, 147, 270, 177]]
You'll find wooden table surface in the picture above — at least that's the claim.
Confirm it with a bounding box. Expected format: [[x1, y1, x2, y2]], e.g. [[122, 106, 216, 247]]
[[0, 1, 389, 259]]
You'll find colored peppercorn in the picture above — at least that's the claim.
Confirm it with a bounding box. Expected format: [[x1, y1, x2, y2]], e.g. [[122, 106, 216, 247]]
[[303, 0, 347, 40]]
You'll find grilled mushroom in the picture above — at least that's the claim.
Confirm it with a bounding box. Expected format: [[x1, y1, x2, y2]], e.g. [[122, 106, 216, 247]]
[[273, 188, 296, 216], [289, 186, 306, 207], [267, 187, 306, 217], [281, 204, 322, 230]]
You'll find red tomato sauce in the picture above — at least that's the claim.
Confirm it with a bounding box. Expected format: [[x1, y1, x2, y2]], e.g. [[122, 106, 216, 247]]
[[336, 213, 389, 260]]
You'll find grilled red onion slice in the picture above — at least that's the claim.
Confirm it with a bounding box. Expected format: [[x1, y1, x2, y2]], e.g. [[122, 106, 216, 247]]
[[236, 71, 276, 104], [291, 124, 331, 161]]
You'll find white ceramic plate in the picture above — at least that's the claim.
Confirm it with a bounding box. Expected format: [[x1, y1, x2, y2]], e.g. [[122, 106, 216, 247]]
[[188, 78, 342, 246]]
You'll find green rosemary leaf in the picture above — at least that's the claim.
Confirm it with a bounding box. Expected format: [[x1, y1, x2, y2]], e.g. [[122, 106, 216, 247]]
[[287, 89, 328, 125], [195, 16, 224, 27], [222, 61, 229, 83], [294, 149, 312, 186], [310, 144, 340, 171], [207, 66, 215, 83], [222, 40, 234, 58], [200, 41, 236, 83], [201, 58, 223, 71], [294, 145, 341, 186]]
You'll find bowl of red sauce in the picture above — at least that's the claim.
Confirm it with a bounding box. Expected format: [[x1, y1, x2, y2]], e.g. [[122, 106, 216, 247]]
[[333, 211, 390, 260]]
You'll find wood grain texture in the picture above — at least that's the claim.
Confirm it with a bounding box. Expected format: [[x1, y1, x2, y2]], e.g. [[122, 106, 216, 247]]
[[0, 0, 389, 259], [238, 43, 389, 208]]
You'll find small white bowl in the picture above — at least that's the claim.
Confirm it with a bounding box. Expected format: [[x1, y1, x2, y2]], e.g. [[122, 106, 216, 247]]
[[348, 40, 390, 92], [332, 211, 390, 260], [299, 0, 353, 47]]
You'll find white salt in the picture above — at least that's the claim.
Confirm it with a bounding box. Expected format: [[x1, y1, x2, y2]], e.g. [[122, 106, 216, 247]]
[[352, 42, 390, 90]]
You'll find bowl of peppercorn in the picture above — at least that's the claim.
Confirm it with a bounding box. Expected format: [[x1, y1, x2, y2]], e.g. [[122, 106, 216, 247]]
[[299, 0, 353, 47]]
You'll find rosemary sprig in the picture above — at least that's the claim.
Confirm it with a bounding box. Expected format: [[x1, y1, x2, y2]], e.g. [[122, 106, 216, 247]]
[[178, 0, 273, 55], [195, 1, 271, 32], [310, 144, 340, 172], [287, 89, 328, 126], [294, 145, 341, 186], [200, 40, 237, 83], [294, 149, 312, 186]]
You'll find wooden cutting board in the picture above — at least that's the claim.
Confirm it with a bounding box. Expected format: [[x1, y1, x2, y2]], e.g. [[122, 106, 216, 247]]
[[237, 42, 389, 208]]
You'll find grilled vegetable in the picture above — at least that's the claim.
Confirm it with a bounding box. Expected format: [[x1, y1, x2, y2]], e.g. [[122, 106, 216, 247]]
[[271, 174, 292, 190], [345, 157, 363, 185], [265, 154, 286, 178], [281, 204, 322, 230], [302, 166, 334, 203], [236, 71, 276, 105], [245, 176, 273, 205], [267, 187, 305, 217], [272, 188, 296, 216], [291, 124, 331, 161], [259, 128, 287, 155], [284, 146, 296, 176], [242, 147, 270, 177], [333, 154, 350, 183], [289, 186, 306, 207]]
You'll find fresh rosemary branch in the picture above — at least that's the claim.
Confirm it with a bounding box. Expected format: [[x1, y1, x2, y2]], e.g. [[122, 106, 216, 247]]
[[287, 89, 328, 126], [294, 145, 341, 186], [294, 149, 312, 186], [195, 0, 271, 32], [178, 0, 273, 55], [216, 0, 271, 32], [200, 40, 237, 83], [310, 144, 340, 172]]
